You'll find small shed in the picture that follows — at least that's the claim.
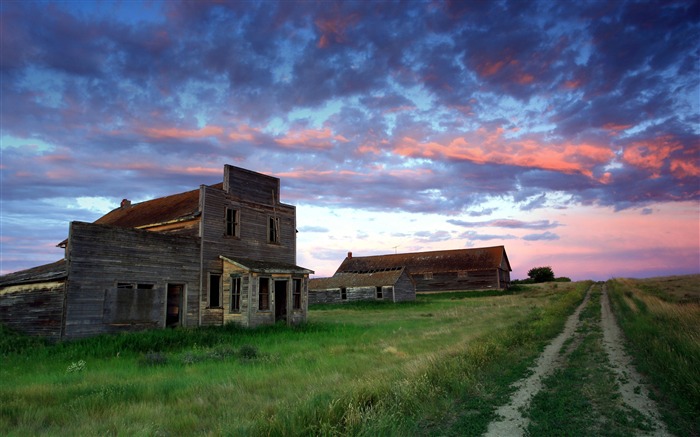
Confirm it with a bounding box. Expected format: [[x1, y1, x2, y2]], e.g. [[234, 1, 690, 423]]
[[309, 267, 415, 304]]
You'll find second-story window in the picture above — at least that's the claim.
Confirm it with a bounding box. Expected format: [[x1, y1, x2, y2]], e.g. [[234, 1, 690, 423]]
[[268, 216, 280, 243], [225, 208, 239, 237]]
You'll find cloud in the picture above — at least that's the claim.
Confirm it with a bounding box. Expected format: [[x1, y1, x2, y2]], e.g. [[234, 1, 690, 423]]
[[522, 231, 560, 241], [448, 219, 561, 230]]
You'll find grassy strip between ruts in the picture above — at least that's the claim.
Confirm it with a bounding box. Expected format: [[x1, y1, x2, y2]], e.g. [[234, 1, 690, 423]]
[[252, 281, 591, 436], [525, 284, 655, 436], [606, 276, 700, 437]]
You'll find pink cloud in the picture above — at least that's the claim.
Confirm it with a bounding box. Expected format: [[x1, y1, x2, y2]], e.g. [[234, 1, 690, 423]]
[[275, 128, 348, 149], [142, 125, 224, 140], [228, 124, 262, 142], [393, 129, 614, 180], [622, 136, 682, 178]]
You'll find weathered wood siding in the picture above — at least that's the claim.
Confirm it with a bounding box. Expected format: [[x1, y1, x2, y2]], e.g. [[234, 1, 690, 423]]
[[199, 184, 297, 316], [0, 281, 66, 341], [412, 269, 503, 292], [393, 272, 416, 302], [64, 221, 201, 340]]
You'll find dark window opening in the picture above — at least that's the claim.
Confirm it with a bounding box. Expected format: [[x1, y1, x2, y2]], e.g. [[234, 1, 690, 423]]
[[268, 216, 280, 243], [340, 287, 347, 300], [259, 277, 270, 310], [376, 286, 383, 299], [226, 208, 239, 237], [231, 277, 241, 313], [209, 274, 221, 308], [293, 278, 302, 310]]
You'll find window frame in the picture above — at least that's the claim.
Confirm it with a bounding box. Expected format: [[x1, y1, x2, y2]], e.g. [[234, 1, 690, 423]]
[[258, 277, 270, 311], [340, 287, 347, 300], [225, 208, 240, 237], [292, 278, 302, 310], [376, 286, 383, 299], [268, 216, 280, 244], [230, 276, 242, 313]]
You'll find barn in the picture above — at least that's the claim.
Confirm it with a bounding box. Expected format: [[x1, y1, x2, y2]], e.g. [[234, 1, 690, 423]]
[[308, 267, 415, 304], [333, 246, 512, 293], [0, 165, 313, 340]]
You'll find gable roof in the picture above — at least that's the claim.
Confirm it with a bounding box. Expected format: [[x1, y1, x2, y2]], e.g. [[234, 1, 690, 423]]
[[95, 182, 223, 229], [336, 246, 511, 274], [0, 259, 67, 286], [309, 268, 407, 290]]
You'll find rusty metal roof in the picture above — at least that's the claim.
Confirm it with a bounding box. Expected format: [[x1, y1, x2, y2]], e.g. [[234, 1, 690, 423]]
[[309, 268, 407, 290], [0, 259, 67, 286], [94, 182, 223, 229], [336, 246, 511, 274]]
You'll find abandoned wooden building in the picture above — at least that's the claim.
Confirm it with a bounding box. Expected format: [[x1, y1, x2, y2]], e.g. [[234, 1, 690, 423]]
[[308, 267, 415, 304], [325, 246, 511, 294], [0, 165, 313, 340]]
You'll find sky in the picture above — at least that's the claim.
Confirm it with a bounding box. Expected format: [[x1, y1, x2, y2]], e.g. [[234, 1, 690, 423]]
[[1, 0, 698, 281]]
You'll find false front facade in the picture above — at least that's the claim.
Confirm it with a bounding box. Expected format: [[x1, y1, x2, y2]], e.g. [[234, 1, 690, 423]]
[[0, 165, 313, 340]]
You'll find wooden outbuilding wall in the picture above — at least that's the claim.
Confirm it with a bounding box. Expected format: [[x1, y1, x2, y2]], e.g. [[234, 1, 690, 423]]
[[0, 280, 66, 341], [64, 221, 201, 340]]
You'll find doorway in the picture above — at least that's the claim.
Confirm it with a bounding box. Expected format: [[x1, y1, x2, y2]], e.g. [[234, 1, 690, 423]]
[[274, 280, 288, 322], [166, 284, 183, 327]]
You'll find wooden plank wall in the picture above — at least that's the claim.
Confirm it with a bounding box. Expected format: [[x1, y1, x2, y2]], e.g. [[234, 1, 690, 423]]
[[65, 222, 201, 340], [0, 281, 66, 341], [393, 273, 416, 302], [413, 270, 501, 292]]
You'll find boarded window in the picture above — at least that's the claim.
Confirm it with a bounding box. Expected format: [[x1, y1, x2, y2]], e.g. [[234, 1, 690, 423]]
[[340, 287, 347, 300], [376, 286, 383, 299], [104, 282, 159, 324], [293, 278, 302, 310], [268, 216, 280, 243], [259, 277, 270, 310], [225, 208, 240, 237], [209, 274, 221, 308], [423, 272, 433, 280], [230, 276, 241, 313]]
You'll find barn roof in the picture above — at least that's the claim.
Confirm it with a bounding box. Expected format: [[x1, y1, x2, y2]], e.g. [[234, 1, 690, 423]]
[[0, 259, 67, 286], [220, 256, 314, 275], [336, 246, 511, 274], [309, 268, 407, 290], [94, 182, 224, 229]]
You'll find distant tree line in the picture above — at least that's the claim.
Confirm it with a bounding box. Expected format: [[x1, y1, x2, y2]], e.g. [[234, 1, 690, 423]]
[[511, 266, 571, 284]]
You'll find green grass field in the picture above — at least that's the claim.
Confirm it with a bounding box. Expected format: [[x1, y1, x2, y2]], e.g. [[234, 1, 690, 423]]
[[6, 279, 680, 436]]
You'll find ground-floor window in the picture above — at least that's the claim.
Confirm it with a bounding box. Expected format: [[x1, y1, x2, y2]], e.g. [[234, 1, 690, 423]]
[[376, 286, 383, 299], [259, 277, 270, 310], [340, 287, 347, 300], [293, 278, 302, 309], [230, 276, 241, 313]]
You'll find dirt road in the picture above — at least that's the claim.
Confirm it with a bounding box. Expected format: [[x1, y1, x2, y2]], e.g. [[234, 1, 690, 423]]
[[484, 283, 671, 436]]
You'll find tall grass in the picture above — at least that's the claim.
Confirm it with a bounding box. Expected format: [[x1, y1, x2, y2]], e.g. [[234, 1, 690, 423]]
[[1, 282, 588, 436], [607, 277, 700, 436], [254, 281, 591, 435]]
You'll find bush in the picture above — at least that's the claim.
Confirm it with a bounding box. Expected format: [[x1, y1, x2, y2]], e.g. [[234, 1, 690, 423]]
[[528, 266, 555, 283]]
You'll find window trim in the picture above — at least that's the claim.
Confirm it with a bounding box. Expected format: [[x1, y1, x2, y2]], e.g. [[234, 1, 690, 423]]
[[268, 216, 280, 244], [376, 286, 383, 299], [292, 278, 302, 310], [258, 277, 271, 311], [225, 208, 240, 237], [340, 287, 347, 300], [230, 276, 242, 313]]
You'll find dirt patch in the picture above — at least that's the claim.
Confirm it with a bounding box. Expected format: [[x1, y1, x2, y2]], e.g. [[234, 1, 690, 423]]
[[600, 284, 671, 437], [484, 285, 593, 436]]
